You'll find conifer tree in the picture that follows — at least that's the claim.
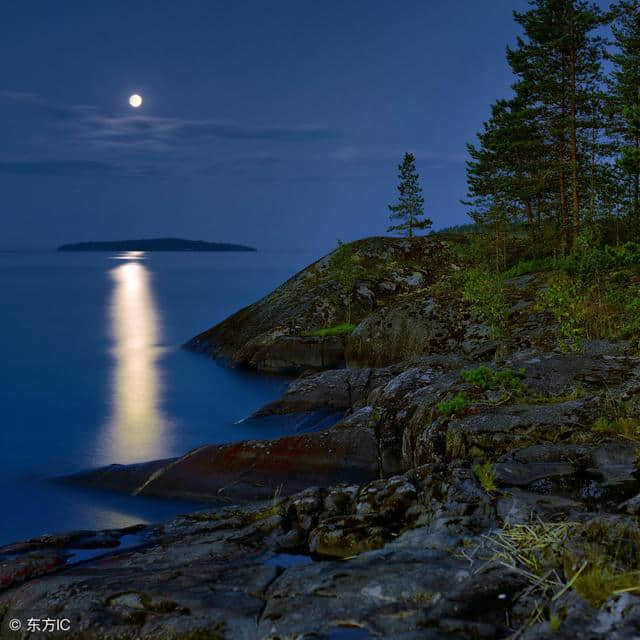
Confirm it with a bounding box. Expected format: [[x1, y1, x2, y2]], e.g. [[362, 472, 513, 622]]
[[466, 0, 609, 254], [388, 153, 431, 238], [509, 0, 606, 245], [609, 1, 640, 219]]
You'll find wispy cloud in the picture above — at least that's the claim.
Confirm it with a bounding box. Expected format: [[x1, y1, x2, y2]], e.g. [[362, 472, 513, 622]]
[[0, 160, 121, 177], [1, 91, 334, 155]]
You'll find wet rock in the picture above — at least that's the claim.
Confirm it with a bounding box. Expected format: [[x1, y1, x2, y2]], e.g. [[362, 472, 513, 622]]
[[65, 426, 378, 502], [254, 367, 396, 416]]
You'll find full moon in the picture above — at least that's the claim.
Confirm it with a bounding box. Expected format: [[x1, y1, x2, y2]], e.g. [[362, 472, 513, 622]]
[[129, 94, 142, 108]]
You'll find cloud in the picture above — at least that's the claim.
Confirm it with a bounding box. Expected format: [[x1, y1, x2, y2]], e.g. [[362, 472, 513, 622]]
[[0, 91, 334, 154], [0, 160, 120, 176], [0, 159, 164, 177]]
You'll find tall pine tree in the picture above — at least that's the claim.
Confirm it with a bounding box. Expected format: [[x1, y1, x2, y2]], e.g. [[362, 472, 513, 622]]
[[609, 1, 640, 220], [466, 0, 607, 254], [388, 153, 431, 239]]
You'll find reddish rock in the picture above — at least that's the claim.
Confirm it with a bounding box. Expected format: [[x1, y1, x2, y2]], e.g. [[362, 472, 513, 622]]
[[65, 426, 379, 502]]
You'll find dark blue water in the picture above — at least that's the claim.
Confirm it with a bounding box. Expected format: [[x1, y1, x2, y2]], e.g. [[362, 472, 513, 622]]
[[0, 249, 318, 545]]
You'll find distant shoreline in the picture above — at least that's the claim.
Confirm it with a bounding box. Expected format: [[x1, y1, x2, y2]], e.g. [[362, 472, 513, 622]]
[[57, 238, 257, 252]]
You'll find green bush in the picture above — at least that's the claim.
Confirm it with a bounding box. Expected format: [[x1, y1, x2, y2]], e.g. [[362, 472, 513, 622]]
[[460, 365, 525, 391], [462, 268, 508, 338], [437, 392, 470, 416], [472, 462, 497, 493], [327, 240, 360, 322], [502, 256, 573, 278], [537, 275, 587, 352]]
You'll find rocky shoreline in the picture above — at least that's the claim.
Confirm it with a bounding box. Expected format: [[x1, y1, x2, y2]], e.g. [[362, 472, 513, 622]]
[[2, 236, 640, 639]]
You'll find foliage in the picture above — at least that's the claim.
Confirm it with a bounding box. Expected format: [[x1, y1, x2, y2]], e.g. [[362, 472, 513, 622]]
[[436, 393, 469, 416], [608, 1, 640, 220], [429, 222, 483, 236], [548, 615, 562, 633], [502, 256, 571, 279], [592, 397, 640, 440], [303, 323, 356, 337], [486, 519, 640, 609], [532, 239, 640, 349], [388, 152, 432, 238], [537, 275, 587, 352], [463, 0, 640, 254], [327, 240, 360, 323], [593, 416, 640, 440], [460, 366, 525, 391], [472, 462, 497, 493], [462, 268, 508, 337]]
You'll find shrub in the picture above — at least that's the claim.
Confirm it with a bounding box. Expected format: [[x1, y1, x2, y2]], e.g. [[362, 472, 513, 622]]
[[462, 268, 508, 338], [486, 520, 640, 609], [592, 415, 640, 441], [537, 275, 587, 352], [460, 365, 525, 391], [502, 256, 571, 279], [437, 393, 469, 416], [472, 462, 497, 493], [327, 240, 360, 322]]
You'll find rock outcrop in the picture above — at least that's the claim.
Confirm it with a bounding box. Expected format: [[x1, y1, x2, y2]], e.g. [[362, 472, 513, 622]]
[[184, 236, 458, 373], [5, 236, 640, 638]]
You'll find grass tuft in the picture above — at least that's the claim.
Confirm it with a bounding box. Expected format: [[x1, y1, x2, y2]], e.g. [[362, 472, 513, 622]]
[[303, 323, 356, 337], [460, 365, 525, 391], [472, 462, 497, 493]]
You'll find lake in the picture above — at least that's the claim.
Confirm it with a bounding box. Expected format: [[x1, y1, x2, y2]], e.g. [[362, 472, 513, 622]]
[[0, 249, 320, 545]]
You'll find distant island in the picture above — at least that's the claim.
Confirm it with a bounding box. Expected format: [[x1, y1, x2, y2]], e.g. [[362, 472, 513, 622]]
[[57, 238, 257, 252]]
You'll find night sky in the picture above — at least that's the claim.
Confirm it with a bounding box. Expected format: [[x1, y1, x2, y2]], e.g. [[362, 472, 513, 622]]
[[1, 0, 539, 251]]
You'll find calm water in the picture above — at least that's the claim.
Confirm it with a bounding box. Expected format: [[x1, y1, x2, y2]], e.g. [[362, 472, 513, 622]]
[[0, 249, 319, 545]]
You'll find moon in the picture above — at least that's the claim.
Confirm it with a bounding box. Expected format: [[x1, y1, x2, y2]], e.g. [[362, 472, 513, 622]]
[[129, 94, 143, 108]]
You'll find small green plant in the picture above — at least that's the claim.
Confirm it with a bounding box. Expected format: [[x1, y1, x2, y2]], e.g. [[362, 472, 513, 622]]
[[486, 520, 640, 609], [572, 563, 640, 607], [472, 462, 497, 493], [592, 416, 640, 441], [537, 275, 587, 352], [303, 323, 356, 337], [502, 256, 571, 279], [327, 240, 360, 322], [462, 268, 508, 338], [460, 365, 525, 391], [548, 615, 562, 632], [437, 392, 469, 416], [592, 396, 640, 441]]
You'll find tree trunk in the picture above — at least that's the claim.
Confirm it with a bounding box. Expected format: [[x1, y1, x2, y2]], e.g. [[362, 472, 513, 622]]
[[559, 48, 570, 256], [559, 168, 568, 256], [568, 0, 580, 241], [524, 197, 535, 241], [569, 51, 580, 237], [635, 137, 640, 217]]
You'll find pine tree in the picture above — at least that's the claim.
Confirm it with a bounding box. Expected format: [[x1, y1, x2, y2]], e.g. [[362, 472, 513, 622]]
[[387, 153, 431, 238], [464, 93, 549, 262], [509, 1, 606, 244], [609, 1, 640, 219]]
